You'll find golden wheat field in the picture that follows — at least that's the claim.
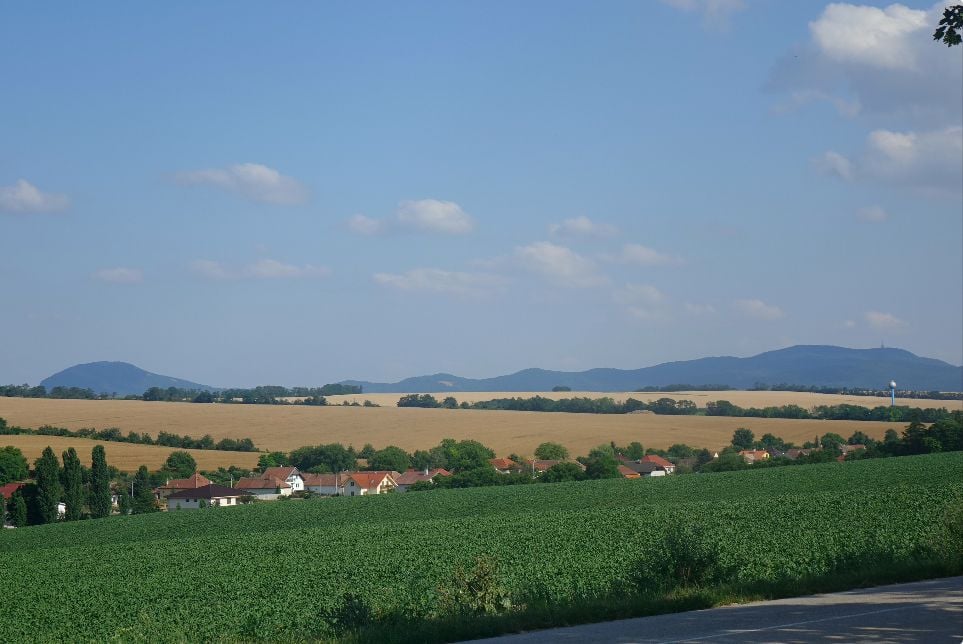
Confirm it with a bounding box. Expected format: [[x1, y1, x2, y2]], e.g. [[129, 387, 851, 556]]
[[322, 390, 962, 409], [0, 393, 949, 459], [0, 434, 259, 471]]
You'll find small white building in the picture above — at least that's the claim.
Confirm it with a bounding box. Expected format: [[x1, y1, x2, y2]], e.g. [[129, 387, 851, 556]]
[[166, 484, 243, 510], [234, 477, 292, 501], [261, 467, 306, 492]]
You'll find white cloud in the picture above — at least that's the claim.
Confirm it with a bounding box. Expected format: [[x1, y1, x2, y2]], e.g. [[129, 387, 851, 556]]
[[607, 243, 683, 266], [93, 267, 143, 284], [735, 298, 785, 320], [346, 214, 386, 236], [865, 310, 908, 329], [817, 151, 854, 180], [548, 216, 618, 239], [856, 205, 889, 223], [514, 241, 603, 287], [843, 319, 857, 328], [373, 268, 502, 296], [616, 283, 667, 320], [175, 163, 308, 205], [660, 0, 747, 29], [685, 302, 717, 315], [0, 179, 69, 213], [768, 3, 962, 126], [191, 258, 328, 280], [347, 199, 474, 236], [819, 127, 962, 193], [810, 3, 927, 71]]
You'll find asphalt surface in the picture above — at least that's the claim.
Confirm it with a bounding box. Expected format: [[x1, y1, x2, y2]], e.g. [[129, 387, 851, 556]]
[[469, 576, 963, 643]]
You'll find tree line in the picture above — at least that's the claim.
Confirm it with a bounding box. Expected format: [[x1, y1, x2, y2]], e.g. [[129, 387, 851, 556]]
[[397, 393, 958, 423], [0, 417, 258, 452], [0, 382, 363, 404]]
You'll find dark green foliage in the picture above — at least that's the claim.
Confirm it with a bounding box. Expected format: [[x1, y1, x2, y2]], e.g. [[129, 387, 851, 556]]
[[131, 466, 157, 514], [7, 491, 27, 527], [539, 462, 585, 483], [61, 448, 84, 521], [731, 428, 755, 450], [583, 445, 620, 479], [89, 446, 112, 519], [326, 593, 373, 633], [441, 396, 459, 409], [162, 450, 197, 479], [257, 451, 289, 469], [631, 523, 727, 592], [368, 446, 411, 473], [117, 486, 131, 515], [0, 445, 29, 485], [289, 443, 357, 473], [699, 452, 748, 473], [934, 4, 963, 46], [551, 386, 572, 392], [0, 420, 258, 452], [398, 394, 442, 408], [534, 442, 569, 460], [437, 556, 512, 616], [34, 447, 62, 524]]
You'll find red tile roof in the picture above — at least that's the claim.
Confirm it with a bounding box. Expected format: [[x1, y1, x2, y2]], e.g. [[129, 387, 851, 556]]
[[348, 471, 396, 490], [395, 471, 434, 486], [489, 458, 520, 470], [0, 482, 25, 499], [261, 467, 299, 480], [617, 465, 641, 478], [167, 484, 243, 500], [158, 473, 211, 490], [302, 473, 348, 487], [640, 455, 674, 469], [234, 477, 291, 490]]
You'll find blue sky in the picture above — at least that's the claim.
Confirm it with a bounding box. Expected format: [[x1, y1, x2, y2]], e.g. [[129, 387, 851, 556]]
[[1, 1, 961, 387]]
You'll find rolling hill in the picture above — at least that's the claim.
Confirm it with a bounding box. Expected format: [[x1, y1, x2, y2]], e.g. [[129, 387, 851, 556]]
[[342, 345, 963, 393], [40, 361, 216, 396]]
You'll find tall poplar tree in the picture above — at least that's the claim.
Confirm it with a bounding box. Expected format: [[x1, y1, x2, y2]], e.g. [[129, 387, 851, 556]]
[[89, 445, 112, 519], [131, 465, 157, 514], [34, 447, 63, 524], [8, 491, 27, 527], [61, 447, 84, 521]]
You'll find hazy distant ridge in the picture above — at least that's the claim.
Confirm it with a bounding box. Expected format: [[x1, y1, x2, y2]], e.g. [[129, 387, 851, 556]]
[[40, 362, 216, 396], [342, 346, 963, 393]]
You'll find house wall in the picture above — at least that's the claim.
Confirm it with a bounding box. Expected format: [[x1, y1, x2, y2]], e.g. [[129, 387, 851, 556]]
[[167, 496, 240, 510], [307, 484, 343, 496]]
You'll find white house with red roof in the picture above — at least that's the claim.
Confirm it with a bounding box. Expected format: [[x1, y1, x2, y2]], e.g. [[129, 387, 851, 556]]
[[344, 471, 398, 496], [260, 467, 305, 492]]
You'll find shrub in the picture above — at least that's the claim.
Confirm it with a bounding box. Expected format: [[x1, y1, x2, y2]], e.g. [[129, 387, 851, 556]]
[[631, 522, 728, 592], [437, 555, 512, 616]]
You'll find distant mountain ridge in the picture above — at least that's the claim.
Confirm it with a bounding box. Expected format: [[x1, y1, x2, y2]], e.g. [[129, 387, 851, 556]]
[[342, 346, 963, 393], [40, 362, 216, 396]]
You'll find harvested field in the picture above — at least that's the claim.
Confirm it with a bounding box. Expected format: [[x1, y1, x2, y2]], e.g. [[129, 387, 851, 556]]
[[323, 390, 963, 409], [0, 396, 924, 457], [0, 434, 259, 471]]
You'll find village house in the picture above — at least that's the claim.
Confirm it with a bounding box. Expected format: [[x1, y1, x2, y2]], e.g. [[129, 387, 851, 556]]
[[302, 472, 349, 496], [260, 467, 306, 492], [617, 465, 641, 479], [166, 484, 243, 510], [234, 477, 292, 501], [154, 472, 212, 501], [394, 468, 450, 492], [639, 455, 676, 474], [739, 449, 771, 464], [622, 461, 666, 477], [343, 471, 397, 496], [489, 458, 521, 474]]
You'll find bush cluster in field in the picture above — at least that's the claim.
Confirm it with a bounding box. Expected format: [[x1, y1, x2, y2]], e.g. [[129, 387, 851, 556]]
[[0, 453, 960, 641]]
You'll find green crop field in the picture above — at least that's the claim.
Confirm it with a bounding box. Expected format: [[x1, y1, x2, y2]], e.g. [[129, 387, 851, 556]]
[[1, 453, 961, 642]]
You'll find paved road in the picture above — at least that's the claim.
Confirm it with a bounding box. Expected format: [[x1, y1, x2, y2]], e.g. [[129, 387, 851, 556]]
[[470, 577, 963, 643]]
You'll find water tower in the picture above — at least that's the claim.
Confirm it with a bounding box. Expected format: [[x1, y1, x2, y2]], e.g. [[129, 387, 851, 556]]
[[890, 380, 896, 407]]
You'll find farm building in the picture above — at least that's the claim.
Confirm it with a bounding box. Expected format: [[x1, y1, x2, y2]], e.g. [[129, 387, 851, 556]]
[[639, 455, 676, 474], [260, 467, 306, 492], [234, 477, 292, 501], [394, 468, 450, 492], [154, 472, 212, 501], [167, 484, 243, 510], [303, 472, 349, 496]]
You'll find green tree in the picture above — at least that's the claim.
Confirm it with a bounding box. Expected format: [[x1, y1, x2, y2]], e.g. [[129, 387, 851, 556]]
[[162, 451, 197, 479], [934, 4, 963, 46], [131, 465, 157, 514], [34, 447, 63, 524], [117, 485, 132, 515], [8, 491, 27, 527], [0, 446, 29, 485], [257, 451, 289, 469], [583, 445, 620, 479], [539, 462, 585, 483], [623, 441, 646, 460], [731, 428, 755, 450], [441, 396, 459, 409], [89, 445, 112, 519], [534, 442, 569, 460], [61, 447, 84, 521], [369, 446, 411, 472], [358, 443, 376, 459], [819, 432, 846, 452], [444, 440, 496, 472]]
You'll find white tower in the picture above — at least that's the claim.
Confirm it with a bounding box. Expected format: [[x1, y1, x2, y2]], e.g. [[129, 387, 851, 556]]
[[890, 380, 896, 407]]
